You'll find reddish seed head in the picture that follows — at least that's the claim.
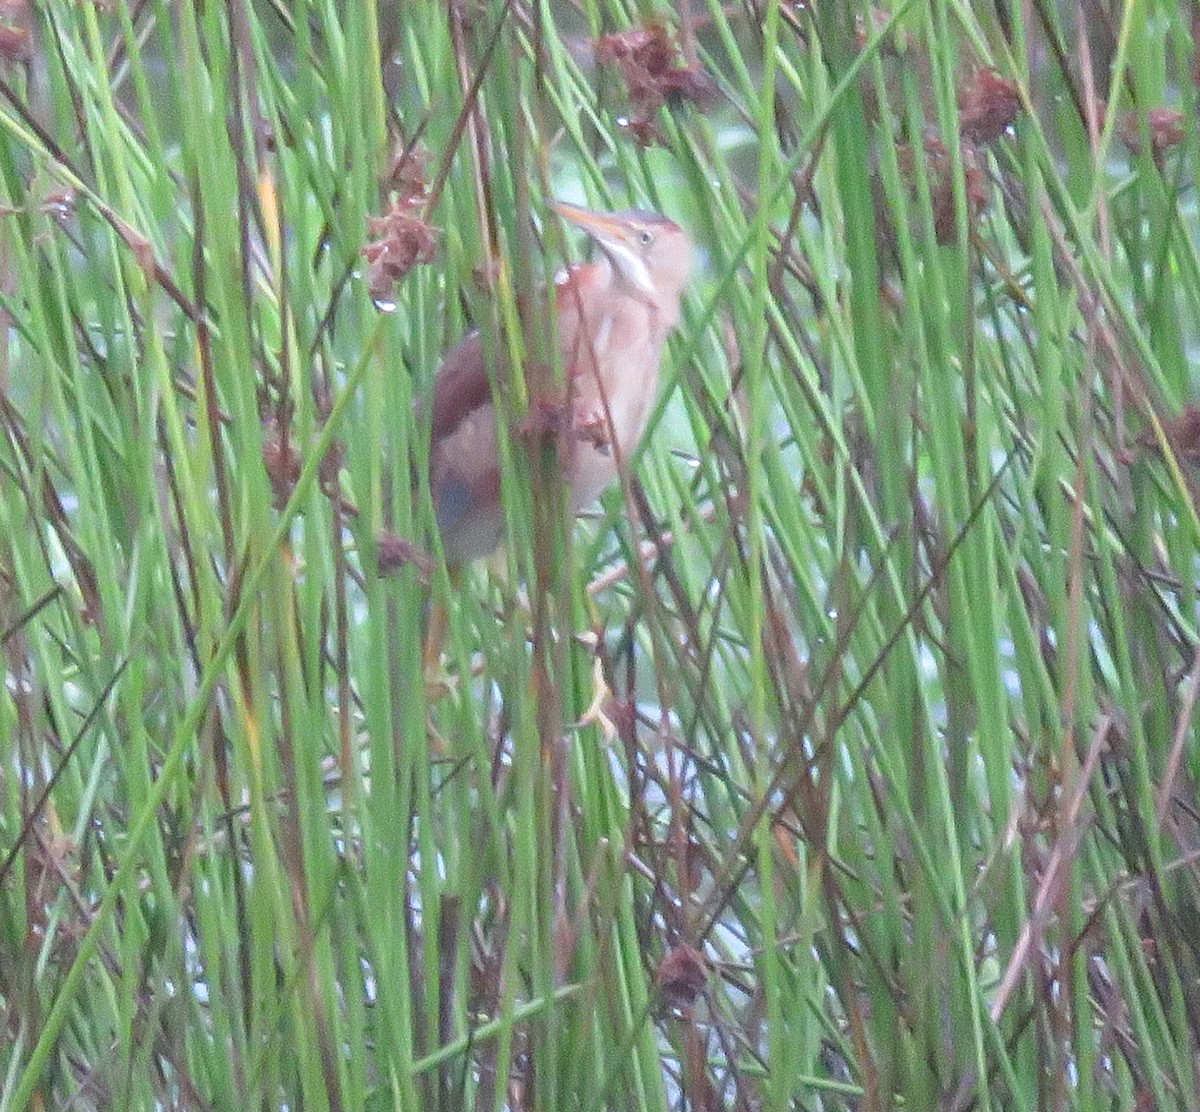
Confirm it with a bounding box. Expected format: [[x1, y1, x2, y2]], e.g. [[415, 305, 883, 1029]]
[[959, 69, 1022, 146], [595, 21, 715, 146]]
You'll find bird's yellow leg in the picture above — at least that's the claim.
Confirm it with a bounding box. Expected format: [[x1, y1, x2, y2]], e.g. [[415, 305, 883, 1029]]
[[423, 598, 449, 674], [423, 567, 462, 703]]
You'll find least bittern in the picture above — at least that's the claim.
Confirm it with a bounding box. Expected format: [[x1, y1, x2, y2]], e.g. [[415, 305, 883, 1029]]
[[428, 202, 694, 564], [421, 202, 692, 676]]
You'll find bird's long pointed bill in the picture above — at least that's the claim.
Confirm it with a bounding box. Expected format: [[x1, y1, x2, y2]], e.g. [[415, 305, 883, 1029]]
[[550, 201, 655, 297]]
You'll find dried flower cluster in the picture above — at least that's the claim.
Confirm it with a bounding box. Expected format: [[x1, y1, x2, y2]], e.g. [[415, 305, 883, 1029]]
[[958, 68, 1021, 147], [655, 943, 708, 1011], [261, 418, 344, 509], [0, 22, 29, 62], [595, 22, 714, 145], [0, 0, 28, 62], [376, 530, 435, 580], [875, 68, 1021, 258], [1119, 107, 1186, 159], [362, 146, 438, 304], [1138, 406, 1200, 466]]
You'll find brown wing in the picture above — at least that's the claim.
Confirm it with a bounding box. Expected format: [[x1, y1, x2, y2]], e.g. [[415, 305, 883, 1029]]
[[423, 265, 608, 561], [429, 331, 491, 439], [431, 263, 606, 438]]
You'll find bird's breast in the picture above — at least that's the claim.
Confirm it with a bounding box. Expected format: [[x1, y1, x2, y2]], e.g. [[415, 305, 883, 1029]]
[[560, 294, 667, 510]]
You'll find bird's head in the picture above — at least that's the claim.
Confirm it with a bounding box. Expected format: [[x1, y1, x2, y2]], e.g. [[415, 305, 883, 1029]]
[[551, 201, 693, 305]]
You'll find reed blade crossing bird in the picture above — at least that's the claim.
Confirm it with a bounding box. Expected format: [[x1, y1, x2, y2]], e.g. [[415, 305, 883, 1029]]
[[427, 202, 694, 565]]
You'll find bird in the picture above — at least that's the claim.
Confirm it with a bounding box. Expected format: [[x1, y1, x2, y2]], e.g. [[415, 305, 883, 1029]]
[[426, 202, 694, 565]]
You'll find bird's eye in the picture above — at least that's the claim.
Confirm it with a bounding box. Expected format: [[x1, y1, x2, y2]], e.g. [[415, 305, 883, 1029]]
[[638, 230, 654, 247]]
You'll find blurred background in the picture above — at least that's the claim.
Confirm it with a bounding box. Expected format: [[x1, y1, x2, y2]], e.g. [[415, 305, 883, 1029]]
[[1, 1, 1199, 1109]]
